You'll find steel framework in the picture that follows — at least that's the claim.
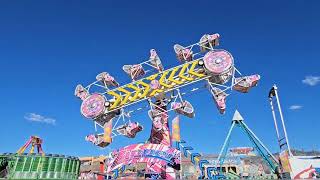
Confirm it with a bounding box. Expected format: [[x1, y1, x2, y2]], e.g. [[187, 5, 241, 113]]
[[216, 110, 279, 176]]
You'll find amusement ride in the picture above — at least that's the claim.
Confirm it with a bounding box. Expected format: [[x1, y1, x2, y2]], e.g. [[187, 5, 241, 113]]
[[0, 136, 81, 179], [74, 32, 262, 178], [16, 136, 44, 156]]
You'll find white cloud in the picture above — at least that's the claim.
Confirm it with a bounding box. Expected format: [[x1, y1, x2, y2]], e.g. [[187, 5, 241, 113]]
[[289, 105, 303, 110], [302, 76, 320, 86], [24, 113, 56, 125]]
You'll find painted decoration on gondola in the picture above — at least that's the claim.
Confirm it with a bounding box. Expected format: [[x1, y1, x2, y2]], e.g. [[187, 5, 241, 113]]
[[203, 50, 233, 75], [81, 94, 106, 119], [107, 143, 181, 173]]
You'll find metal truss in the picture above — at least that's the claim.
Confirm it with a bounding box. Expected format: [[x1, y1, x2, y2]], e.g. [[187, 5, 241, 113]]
[[216, 110, 279, 175], [94, 109, 133, 138], [79, 37, 221, 113], [206, 66, 243, 97], [76, 33, 260, 144]]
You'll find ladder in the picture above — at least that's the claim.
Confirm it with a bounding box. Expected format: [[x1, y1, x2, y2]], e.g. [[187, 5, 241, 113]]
[[268, 85, 293, 157]]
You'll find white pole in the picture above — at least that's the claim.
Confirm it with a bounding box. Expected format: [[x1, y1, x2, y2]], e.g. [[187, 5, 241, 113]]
[[269, 98, 280, 140], [269, 97, 282, 152], [273, 85, 293, 157]]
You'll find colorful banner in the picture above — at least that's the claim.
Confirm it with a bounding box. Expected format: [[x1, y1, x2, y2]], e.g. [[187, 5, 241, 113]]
[[172, 116, 181, 142], [229, 147, 255, 156], [103, 120, 112, 143], [279, 150, 292, 173], [208, 157, 241, 165], [107, 143, 181, 174]]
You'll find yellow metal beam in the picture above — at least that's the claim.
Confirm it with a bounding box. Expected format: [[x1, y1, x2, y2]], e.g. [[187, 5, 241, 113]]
[[136, 81, 150, 98], [105, 59, 208, 111], [189, 60, 205, 78], [108, 91, 122, 109], [146, 73, 159, 81], [126, 84, 141, 102], [168, 67, 184, 85], [179, 63, 194, 81], [117, 87, 131, 105], [30, 145, 35, 154], [159, 71, 173, 88]]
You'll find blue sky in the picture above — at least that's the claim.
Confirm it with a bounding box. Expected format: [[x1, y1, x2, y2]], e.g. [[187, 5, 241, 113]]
[[0, 0, 319, 157]]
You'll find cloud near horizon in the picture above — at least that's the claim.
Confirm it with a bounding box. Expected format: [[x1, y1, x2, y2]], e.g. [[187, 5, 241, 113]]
[[302, 76, 320, 86], [289, 105, 303, 110], [24, 113, 56, 125]]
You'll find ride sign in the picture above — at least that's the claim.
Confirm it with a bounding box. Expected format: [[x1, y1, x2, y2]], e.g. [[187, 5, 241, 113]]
[[107, 143, 181, 173]]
